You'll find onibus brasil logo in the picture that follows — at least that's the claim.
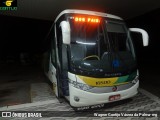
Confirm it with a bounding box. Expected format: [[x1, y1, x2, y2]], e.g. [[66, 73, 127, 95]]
[[0, 0, 17, 11]]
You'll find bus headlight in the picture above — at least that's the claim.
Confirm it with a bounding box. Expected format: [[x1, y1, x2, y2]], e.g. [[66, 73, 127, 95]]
[[69, 80, 93, 91]]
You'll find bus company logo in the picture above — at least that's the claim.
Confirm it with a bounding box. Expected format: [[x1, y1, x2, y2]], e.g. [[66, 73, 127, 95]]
[[0, 0, 17, 11], [112, 86, 117, 92]]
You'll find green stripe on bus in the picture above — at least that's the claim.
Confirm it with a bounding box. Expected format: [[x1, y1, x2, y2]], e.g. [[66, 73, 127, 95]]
[[114, 75, 129, 84]]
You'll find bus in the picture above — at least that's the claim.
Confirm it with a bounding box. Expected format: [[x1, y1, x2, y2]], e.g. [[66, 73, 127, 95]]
[[44, 9, 149, 108]]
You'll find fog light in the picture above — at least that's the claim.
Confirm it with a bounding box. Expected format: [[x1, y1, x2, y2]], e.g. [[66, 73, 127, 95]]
[[74, 96, 80, 102]]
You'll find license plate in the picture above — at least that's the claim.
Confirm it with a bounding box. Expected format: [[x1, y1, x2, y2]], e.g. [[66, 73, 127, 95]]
[[109, 94, 121, 101]]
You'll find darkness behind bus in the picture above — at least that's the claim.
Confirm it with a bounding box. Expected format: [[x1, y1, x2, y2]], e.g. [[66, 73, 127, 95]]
[[126, 8, 160, 97], [0, 8, 159, 101]]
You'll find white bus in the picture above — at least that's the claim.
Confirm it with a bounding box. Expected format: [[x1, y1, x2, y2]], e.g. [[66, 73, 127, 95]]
[[44, 9, 149, 108]]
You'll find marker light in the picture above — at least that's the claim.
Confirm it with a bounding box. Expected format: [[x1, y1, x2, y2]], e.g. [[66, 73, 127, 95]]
[[74, 17, 100, 23]]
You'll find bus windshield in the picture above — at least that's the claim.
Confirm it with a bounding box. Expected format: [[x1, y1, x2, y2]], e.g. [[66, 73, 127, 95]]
[[69, 17, 137, 77]]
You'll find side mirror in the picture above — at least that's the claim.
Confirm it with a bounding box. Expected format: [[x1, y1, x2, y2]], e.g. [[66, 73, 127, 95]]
[[60, 21, 71, 44], [129, 28, 149, 46]]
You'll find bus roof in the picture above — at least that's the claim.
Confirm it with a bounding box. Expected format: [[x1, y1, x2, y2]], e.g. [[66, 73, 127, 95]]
[[55, 9, 123, 22]]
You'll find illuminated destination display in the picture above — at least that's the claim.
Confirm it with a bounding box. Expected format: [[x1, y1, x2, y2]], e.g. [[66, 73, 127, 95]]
[[73, 17, 100, 23]]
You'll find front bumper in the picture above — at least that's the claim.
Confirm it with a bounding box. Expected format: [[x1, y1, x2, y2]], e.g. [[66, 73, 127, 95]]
[[69, 80, 139, 107]]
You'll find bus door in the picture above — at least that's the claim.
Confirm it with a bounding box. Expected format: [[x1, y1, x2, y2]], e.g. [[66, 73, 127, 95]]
[[49, 25, 60, 97], [56, 23, 69, 97], [50, 24, 69, 98]]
